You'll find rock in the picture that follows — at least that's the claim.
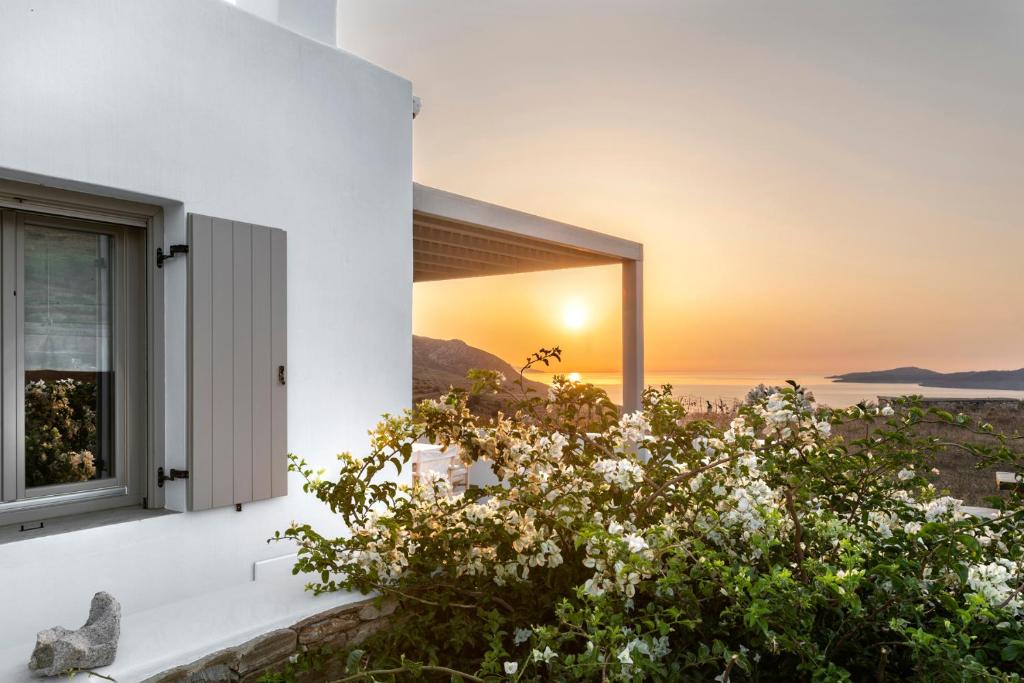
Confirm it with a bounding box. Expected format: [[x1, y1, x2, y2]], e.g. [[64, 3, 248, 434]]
[[357, 597, 398, 621], [348, 618, 390, 646], [234, 629, 297, 676], [140, 648, 239, 683], [297, 614, 359, 647], [292, 603, 360, 632], [29, 592, 121, 676]]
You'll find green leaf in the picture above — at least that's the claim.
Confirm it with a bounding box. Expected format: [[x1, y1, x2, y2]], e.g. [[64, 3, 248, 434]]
[[346, 648, 365, 673]]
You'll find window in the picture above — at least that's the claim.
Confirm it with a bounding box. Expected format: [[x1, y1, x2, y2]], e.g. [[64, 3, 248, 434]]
[[0, 207, 148, 525]]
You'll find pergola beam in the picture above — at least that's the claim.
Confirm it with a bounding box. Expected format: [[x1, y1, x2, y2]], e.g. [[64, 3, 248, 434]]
[[412, 183, 645, 412], [414, 184, 642, 261]]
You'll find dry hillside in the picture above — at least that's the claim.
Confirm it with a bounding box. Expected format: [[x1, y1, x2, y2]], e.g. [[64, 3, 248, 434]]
[[412, 336, 549, 418], [835, 398, 1024, 506]]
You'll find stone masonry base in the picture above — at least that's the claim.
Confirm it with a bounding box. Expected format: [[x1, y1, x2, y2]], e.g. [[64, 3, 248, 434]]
[[143, 597, 397, 683]]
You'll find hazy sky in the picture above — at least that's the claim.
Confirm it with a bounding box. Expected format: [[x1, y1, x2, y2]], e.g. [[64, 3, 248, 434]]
[[338, 1, 1023, 374]]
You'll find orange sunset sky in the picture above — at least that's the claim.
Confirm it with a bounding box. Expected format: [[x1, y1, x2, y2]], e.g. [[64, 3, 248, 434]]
[[339, 1, 1023, 375]]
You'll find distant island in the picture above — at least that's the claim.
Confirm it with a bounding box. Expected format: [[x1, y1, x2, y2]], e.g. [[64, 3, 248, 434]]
[[828, 366, 1024, 391]]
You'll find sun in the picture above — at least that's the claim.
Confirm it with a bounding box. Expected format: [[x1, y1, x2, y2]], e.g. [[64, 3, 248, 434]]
[[562, 301, 588, 331]]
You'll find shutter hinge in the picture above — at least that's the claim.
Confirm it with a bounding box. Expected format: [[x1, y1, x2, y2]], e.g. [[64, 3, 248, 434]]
[[156, 244, 189, 268], [157, 467, 189, 487]]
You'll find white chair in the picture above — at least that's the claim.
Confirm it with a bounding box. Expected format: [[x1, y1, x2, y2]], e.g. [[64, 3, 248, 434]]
[[412, 445, 469, 495]]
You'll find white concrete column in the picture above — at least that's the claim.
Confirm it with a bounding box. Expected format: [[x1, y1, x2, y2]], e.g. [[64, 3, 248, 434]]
[[622, 258, 644, 413]]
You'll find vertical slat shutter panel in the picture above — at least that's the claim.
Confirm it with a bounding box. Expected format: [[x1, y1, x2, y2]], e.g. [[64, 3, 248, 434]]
[[189, 215, 214, 510], [270, 228, 288, 498], [210, 219, 235, 508], [188, 214, 287, 511], [250, 226, 273, 501], [232, 223, 254, 505]]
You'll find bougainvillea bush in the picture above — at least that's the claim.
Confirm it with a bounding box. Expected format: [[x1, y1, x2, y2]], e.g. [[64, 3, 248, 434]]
[[275, 359, 1024, 682]]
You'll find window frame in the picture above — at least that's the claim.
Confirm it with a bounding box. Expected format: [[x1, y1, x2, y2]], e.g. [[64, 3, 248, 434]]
[[0, 179, 163, 527]]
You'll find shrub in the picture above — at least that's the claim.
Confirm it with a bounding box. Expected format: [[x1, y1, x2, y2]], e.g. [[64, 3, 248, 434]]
[[276, 368, 1024, 681]]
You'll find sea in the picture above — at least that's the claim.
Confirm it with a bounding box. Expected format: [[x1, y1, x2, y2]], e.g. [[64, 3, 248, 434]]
[[523, 371, 1024, 409]]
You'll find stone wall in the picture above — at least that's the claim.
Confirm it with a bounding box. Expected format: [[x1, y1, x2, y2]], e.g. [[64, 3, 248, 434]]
[[144, 598, 397, 683]]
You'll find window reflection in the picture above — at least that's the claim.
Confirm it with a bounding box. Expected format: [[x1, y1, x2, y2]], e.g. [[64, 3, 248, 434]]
[[24, 226, 114, 487]]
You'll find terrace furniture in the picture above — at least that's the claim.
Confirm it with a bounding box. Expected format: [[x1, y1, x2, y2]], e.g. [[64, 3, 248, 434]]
[[411, 446, 469, 495], [996, 471, 1022, 492]]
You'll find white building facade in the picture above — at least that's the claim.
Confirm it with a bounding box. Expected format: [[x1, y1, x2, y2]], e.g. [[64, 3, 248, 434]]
[[0, 1, 641, 678]]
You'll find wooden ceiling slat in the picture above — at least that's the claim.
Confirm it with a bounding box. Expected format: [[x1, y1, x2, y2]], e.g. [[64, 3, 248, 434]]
[[414, 215, 612, 262], [415, 255, 486, 273], [413, 237, 598, 270], [414, 264, 466, 280], [412, 210, 622, 283]]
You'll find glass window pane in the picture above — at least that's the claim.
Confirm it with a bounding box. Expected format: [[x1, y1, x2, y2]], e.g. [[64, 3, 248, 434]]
[[24, 225, 114, 488]]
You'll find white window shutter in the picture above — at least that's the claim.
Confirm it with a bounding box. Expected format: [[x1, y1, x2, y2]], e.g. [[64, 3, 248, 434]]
[[188, 214, 287, 511]]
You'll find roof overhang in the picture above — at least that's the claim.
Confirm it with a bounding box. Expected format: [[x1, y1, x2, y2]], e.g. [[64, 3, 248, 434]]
[[413, 183, 642, 282]]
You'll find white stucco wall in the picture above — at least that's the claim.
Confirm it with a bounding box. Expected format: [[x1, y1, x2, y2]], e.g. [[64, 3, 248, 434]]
[[0, 0, 412, 665], [232, 0, 339, 47]]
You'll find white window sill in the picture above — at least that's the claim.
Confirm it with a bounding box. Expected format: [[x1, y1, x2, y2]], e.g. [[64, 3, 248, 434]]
[[0, 506, 175, 545]]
